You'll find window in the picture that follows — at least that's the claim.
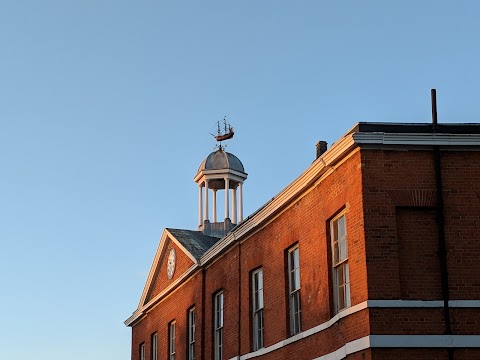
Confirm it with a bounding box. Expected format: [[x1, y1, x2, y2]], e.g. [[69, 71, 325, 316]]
[[287, 245, 301, 335], [151, 333, 157, 360], [188, 307, 196, 360], [331, 212, 350, 313], [139, 343, 145, 360], [169, 321, 176, 360], [251, 268, 264, 350], [214, 291, 224, 360]]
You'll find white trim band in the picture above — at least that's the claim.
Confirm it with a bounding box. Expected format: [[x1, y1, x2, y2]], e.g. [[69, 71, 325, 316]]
[[228, 300, 480, 360], [368, 299, 480, 308], [449, 300, 480, 308], [311, 336, 370, 360], [232, 335, 480, 360], [370, 335, 480, 348], [367, 300, 444, 308]]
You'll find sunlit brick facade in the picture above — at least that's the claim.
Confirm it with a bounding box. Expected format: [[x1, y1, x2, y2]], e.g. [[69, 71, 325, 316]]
[[126, 122, 480, 360]]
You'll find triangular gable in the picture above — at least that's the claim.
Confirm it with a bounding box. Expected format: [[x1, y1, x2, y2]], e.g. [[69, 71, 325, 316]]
[[138, 228, 199, 308]]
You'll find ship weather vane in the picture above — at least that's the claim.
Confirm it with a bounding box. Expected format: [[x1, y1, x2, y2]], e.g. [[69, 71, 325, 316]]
[[211, 117, 234, 150]]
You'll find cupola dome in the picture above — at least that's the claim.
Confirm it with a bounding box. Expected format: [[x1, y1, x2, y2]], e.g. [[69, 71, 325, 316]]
[[197, 149, 245, 174]]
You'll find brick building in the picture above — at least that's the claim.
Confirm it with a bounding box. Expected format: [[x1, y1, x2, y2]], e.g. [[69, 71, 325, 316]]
[[125, 122, 480, 360]]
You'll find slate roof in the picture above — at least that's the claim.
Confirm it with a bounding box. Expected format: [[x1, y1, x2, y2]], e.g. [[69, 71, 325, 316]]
[[167, 228, 221, 260]]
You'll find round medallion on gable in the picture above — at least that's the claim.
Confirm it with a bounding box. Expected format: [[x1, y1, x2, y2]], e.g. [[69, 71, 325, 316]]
[[167, 248, 176, 279]]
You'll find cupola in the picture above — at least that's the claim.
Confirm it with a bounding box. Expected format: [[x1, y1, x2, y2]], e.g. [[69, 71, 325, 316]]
[[194, 121, 247, 237]]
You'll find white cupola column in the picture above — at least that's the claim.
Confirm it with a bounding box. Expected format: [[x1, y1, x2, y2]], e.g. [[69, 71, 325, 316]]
[[224, 177, 230, 220], [238, 182, 243, 222], [232, 187, 237, 224], [212, 189, 217, 222], [204, 180, 209, 221], [198, 184, 203, 227]]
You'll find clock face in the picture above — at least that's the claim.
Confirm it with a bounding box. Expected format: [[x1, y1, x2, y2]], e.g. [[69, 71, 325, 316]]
[[167, 248, 176, 279]]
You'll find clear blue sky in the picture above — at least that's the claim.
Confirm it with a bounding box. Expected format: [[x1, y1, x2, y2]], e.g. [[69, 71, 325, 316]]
[[1, 1, 479, 359]]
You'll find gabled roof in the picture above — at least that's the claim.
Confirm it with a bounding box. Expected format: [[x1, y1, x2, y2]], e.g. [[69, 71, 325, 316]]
[[125, 228, 220, 326], [166, 228, 220, 260]]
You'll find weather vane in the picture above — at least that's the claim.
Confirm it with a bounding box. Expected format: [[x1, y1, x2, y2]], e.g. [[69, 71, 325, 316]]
[[211, 116, 234, 150]]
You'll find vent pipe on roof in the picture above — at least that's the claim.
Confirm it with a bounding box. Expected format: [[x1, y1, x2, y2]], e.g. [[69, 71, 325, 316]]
[[431, 88, 438, 130], [316, 141, 328, 159]]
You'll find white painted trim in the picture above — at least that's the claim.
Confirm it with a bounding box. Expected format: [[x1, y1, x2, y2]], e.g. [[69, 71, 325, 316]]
[[369, 334, 480, 348], [144, 264, 198, 312], [194, 168, 247, 183], [311, 336, 370, 360], [125, 228, 202, 326], [353, 132, 480, 146], [449, 300, 480, 307], [138, 229, 198, 307], [235, 302, 369, 360], [226, 299, 480, 359], [367, 300, 444, 308], [125, 264, 199, 326], [231, 334, 480, 360], [368, 299, 480, 308], [136, 230, 170, 309]]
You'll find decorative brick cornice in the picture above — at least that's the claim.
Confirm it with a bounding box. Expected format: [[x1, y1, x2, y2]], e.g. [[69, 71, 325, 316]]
[[386, 189, 437, 207]]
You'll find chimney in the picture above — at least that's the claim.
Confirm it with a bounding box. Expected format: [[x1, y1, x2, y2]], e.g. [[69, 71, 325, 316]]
[[316, 141, 328, 159]]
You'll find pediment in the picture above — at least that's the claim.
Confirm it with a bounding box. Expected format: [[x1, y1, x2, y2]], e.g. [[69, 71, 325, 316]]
[[137, 228, 220, 308]]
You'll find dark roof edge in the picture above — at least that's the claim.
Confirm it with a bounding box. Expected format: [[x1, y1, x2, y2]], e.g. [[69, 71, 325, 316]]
[[348, 122, 480, 135]]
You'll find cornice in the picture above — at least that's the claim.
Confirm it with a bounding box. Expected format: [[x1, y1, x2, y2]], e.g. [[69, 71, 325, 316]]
[[353, 132, 480, 146], [194, 168, 248, 183]]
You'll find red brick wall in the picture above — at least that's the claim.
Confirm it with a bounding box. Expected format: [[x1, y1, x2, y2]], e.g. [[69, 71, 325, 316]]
[[202, 245, 241, 360], [132, 271, 204, 360], [131, 147, 480, 359], [396, 208, 442, 300], [451, 308, 480, 335], [373, 348, 480, 360], [361, 149, 438, 299], [372, 348, 449, 360], [132, 150, 369, 359], [441, 152, 480, 300], [199, 150, 369, 359], [362, 149, 480, 301], [369, 307, 445, 335], [362, 148, 480, 339], [132, 150, 369, 360]]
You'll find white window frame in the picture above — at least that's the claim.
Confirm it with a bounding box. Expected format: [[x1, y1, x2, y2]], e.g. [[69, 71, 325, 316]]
[[252, 268, 264, 351], [331, 211, 351, 313], [288, 245, 301, 335], [169, 321, 176, 360], [214, 291, 224, 360], [140, 342, 145, 360], [188, 307, 196, 360], [151, 333, 157, 360]]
